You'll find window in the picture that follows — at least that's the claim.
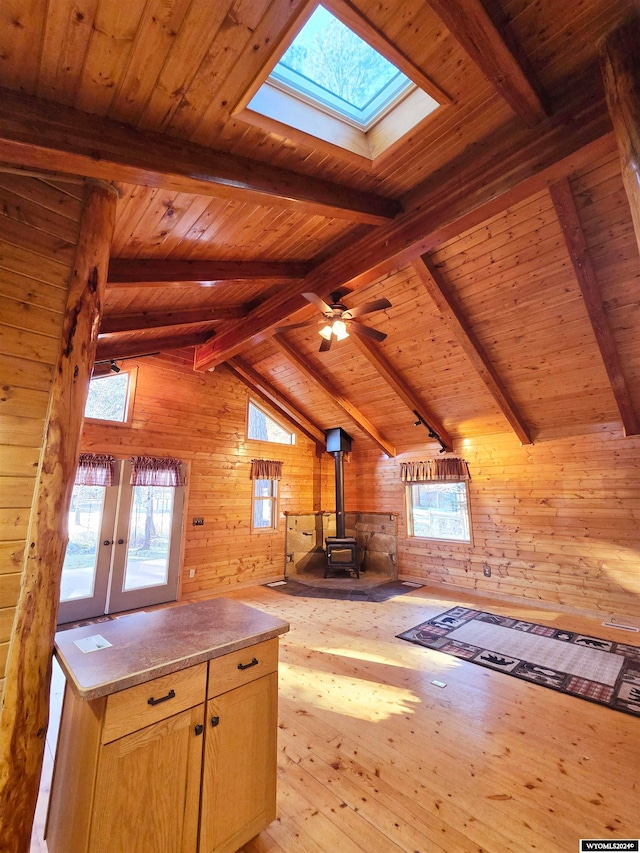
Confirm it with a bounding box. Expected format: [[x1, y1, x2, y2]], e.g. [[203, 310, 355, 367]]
[[59, 456, 185, 624], [84, 368, 136, 424], [270, 5, 413, 129], [406, 481, 471, 543], [252, 479, 278, 531], [234, 1, 446, 163], [247, 400, 295, 444]]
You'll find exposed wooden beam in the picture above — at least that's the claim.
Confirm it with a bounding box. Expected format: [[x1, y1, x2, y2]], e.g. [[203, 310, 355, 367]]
[[549, 178, 640, 436], [0, 88, 400, 225], [426, 0, 548, 125], [96, 331, 211, 362], [272, 334, 396, 457], [194, 83, 614, 371], [226, 356, 325, 446], [108, 258, 312, 286], [100, 306, 248, 335], [599, 16, 640, 259], [348, 334, 454, 452], [0, 182, 116, 851], [414, 256, 533, 446]]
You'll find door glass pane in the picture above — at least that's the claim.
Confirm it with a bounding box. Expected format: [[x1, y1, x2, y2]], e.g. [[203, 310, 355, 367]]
[[123, 486, 175, 591], [61, 485, 106, 602]]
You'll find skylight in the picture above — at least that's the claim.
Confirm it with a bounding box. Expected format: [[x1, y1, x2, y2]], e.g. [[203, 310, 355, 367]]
[[237, 0, 445, 162], [269, 5, 413, 129]]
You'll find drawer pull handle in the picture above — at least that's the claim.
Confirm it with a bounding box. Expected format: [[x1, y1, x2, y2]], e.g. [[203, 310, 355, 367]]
[[210, 716, 220, 728], [147, 688, 176, 706], [237, 657, 259, 671]]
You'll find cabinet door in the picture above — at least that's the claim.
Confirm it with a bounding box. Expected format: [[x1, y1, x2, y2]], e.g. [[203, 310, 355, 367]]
[[200, 673, 278, 853], [89, 704, 204, 853]]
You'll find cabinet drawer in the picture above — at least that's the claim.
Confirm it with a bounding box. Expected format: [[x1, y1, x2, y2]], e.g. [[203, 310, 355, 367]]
[[102, 663, 207, 743], [208, 639, 278, 698]]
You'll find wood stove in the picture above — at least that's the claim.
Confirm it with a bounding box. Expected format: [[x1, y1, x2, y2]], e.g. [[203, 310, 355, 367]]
[[324, 428, 359, 578]]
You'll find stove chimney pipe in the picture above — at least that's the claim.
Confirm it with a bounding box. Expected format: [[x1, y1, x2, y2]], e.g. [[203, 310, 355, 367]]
[[325, 428, 353, 539]]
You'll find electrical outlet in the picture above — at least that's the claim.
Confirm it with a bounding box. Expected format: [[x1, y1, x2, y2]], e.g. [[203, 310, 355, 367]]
[[192, 517, 204, 526], [189, 569, 196, 578], [483, 564, 491, 577]]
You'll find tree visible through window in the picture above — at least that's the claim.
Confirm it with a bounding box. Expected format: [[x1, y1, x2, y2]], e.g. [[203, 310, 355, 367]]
[[84, 371, 134, 423], [247, 400, 294, 444], [407, 482, 471, 543], [271, 5, 412, 127], [252, 479, 278, 530]]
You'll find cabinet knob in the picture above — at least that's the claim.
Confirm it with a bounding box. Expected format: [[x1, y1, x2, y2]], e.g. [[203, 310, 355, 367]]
[[194, 724, 204, 736], [103, 540, 113, 546], [210, 716, 220, 728]]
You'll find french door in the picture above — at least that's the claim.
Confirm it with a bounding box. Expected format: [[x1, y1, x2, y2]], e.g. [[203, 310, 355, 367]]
[[58, 460, 184, 624]]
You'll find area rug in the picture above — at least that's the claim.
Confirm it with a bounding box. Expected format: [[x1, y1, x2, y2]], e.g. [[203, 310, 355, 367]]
[[397, 606, 640, 718], [265, 579, 420, 602]]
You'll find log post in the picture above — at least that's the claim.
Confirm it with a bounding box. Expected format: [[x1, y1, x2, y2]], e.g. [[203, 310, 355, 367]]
[[0, 180, 117, 852], [599, 17, 640, 257]]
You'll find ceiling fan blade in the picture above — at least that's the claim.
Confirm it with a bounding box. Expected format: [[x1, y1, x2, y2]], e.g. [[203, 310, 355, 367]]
[[348, 321, 387, 342], [319, 334, 333, 352], [274, 321, 317, 333], [303, 292, 333, 314], [342, 298, 391, 319]]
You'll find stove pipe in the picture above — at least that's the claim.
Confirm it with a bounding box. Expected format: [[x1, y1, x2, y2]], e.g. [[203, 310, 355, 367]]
[[325, 428, 353, 538]]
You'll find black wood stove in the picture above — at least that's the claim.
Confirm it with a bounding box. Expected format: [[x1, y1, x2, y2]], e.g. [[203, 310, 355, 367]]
[[324, 427, 359, 578]]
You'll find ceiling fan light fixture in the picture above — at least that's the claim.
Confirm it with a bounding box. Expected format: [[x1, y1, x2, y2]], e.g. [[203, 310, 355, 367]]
[[332, 319, 349, 340], [319, 324, 333, 340]]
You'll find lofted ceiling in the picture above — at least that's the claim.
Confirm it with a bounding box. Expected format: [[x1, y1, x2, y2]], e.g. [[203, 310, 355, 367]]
[[1, 0, 639, 454]]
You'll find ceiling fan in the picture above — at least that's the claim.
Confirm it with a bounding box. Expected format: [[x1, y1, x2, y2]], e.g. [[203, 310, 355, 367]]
[[276, 291, 392, 352]]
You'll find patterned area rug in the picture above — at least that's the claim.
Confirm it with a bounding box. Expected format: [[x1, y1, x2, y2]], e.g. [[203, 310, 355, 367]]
[[397, 606, 640, 718]]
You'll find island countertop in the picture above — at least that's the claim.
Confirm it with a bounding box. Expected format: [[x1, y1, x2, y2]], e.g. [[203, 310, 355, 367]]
[[54, 598, 290, 700]]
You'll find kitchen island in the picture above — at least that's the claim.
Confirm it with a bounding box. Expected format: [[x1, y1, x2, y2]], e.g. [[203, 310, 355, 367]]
[[46, 598, 290, 853]]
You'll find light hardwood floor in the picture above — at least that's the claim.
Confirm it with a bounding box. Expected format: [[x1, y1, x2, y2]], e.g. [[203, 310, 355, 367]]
[[33, 585, 640, 852]]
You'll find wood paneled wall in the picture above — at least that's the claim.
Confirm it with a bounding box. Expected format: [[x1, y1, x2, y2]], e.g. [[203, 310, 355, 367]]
[[81, 356, 335, 597], [351, 427, 640, 620], [0, 174, 83, 693]]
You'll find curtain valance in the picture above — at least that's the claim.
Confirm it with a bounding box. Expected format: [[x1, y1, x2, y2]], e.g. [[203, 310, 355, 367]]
[[75, 453, 116, 486], [130, 455, 184, 487], [250, 459, 283, 480], [400, 458, 470, 482]]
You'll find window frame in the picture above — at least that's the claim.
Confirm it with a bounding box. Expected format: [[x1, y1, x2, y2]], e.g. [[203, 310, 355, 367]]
[[251, 477, 280, 533], [246, 398, 296, 446], [83, 366, 137, 427], [405, 480, 473, 546]]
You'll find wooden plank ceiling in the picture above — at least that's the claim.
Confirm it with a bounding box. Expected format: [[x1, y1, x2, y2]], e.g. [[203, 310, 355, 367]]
[[1, 0, 639, 452]]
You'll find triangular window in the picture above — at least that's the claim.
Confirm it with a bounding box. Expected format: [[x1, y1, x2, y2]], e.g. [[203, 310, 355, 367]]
[[234, 2, 448, 163], [247, 400, 295, 445]]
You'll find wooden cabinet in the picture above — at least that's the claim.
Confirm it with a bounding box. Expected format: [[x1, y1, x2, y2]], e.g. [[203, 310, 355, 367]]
[[200, 639, 279, 853], [46, 637, 281, 853]]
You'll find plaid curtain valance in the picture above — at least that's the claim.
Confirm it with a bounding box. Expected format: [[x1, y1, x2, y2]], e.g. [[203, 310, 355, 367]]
[[130, 455, 184, 487], [401, 458, 470, 482], [250, 459, 283, 480], [75, 453, 116, 486]]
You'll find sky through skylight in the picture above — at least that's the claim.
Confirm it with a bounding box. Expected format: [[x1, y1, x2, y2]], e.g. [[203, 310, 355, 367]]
[[270, 4, 412, 126]]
